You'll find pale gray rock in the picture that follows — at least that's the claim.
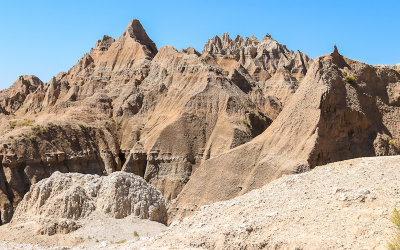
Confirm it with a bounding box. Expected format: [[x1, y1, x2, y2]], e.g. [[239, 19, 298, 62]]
[[11, 171, 167, 235]]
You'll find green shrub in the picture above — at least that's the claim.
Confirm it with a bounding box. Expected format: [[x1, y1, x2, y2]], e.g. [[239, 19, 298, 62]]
[[388, 208, 400, 250], [31, 125, 41, 134], [133, 231, 139, 237], [9, 121, 18, 129], [20, 119, 35, 127], [114, 239, 126, 244], [111, 119, 122, 130], [345, 75, 357, 84], [243, 120, 252, 129], [9, 119, 35, 129], [31, 125, 47, 134], [78, 124, 86, 130]]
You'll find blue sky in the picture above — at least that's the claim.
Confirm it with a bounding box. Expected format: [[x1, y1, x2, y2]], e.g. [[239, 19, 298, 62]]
[[0, 0, 399, 89]]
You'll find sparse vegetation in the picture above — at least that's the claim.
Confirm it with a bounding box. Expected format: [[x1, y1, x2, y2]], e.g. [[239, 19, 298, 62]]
[[31, 125, 47, 135], [20, 119, 35, 127], [256, 113, 269, 122], [394, 69, 399, 73], [133, 231, 139, 237], [389, 139, 399, 152], [111, 119, 122, 130], [9, 120, 17, 129], [388, 208, 400, 250], [345, 75, 357, 84], [78, 124, 86, 130], [243, 120, 252, 129], [9, 119, 35, 129], [114, 239, 127, 244]]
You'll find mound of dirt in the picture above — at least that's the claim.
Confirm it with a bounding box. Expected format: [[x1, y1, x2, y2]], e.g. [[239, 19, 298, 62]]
[[142, 156, 400, 249], [11, 171, 167, 235]]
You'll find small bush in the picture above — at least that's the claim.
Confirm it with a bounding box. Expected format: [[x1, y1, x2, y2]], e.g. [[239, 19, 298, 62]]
[[78, 124, 86, 130], [133, 231, 139, 237], [389, 139, 397, 146], [9, 121, 17, 129], [9, 119, 35, 129], [243, 120, 252, 129], [31, 125, 41, 134], [114, 239, 126, 244], [388, 208, 400, 250], [20, 119, 35, 127], [31, 125, 47, 134], [111, 119, 122, 130], [345, 75, 357, 84]]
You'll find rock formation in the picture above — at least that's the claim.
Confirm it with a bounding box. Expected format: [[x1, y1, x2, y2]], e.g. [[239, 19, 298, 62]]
[[0, 19, 399, 228], [202, 32, 311, 119], [11, 171, 167, 235], [170, 46, 400, 222], [0, 19, 304, 224]]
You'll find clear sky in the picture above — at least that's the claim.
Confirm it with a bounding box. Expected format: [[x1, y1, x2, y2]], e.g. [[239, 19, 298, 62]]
[[0, 0, 399, 89]]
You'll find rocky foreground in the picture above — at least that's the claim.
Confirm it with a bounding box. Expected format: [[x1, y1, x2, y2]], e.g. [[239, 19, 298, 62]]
[[0, 156, 399, 249]]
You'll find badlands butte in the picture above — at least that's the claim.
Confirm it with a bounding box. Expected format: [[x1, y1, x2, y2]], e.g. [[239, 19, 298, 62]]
[[0, 19, 399, 249]]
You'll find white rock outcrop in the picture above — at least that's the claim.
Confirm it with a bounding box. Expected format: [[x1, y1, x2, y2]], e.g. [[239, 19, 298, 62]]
[[11, 171, 167, 234]]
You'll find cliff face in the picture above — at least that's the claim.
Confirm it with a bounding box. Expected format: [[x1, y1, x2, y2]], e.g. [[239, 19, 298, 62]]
[[0, 19, 399, 225], [0, 19, 306, 224], [202, 33, 312, 119], [170, 47, 400, 222]]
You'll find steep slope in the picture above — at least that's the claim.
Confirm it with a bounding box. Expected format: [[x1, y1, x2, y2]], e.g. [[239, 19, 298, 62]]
[[171, 46, 400, 221], [202, 33, 312, 119], [0, 19, 289, 224]]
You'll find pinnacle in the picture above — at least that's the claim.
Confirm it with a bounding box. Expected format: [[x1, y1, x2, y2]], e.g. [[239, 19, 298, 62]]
[[333, 44, 340, 55], [124, 19, 158, 54]]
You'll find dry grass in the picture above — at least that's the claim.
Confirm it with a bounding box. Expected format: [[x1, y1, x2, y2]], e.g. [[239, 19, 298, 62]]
[[345, 75, 357, 84], [388, 208, 400, 250], [9, 119, 35, 129]]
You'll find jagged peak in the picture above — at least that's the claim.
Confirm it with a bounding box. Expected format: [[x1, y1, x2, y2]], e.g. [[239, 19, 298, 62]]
[[180, 47, 201, 56], [94, 35, 115, 51], [122, 19, 158, 55], [262, 33, 272, 40], [221, 32, 231, 41], [248, 35, 258, 42], [332, 44, 340, 56], [234, 35, 244, 43], [5, 75, 43, 93]]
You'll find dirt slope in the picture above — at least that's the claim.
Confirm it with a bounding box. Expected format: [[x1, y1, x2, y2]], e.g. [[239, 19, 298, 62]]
[[171, 46, 400, 221]]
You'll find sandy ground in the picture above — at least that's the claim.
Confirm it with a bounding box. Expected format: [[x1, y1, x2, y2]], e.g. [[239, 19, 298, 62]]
[[0, 213, 166, 249]]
